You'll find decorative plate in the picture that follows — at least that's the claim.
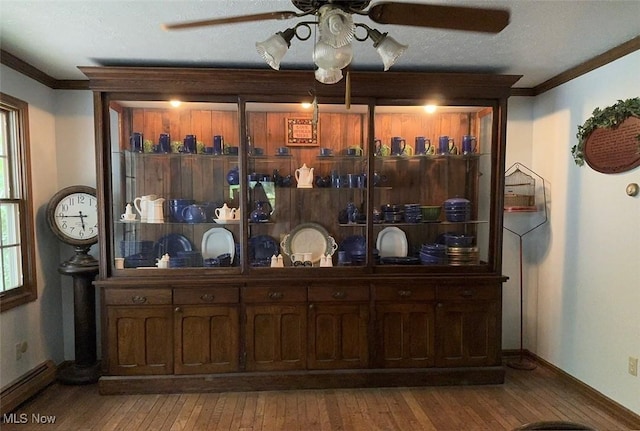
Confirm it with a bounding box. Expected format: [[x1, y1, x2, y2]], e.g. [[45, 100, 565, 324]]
[[154, 234, 193, 259], [280, 222, 337, 264], [201, 227, 235, 260], [376, 227, 408, 258]]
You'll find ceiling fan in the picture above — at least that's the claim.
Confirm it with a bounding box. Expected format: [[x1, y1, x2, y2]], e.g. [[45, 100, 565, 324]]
[[163, 1, 510, 84]]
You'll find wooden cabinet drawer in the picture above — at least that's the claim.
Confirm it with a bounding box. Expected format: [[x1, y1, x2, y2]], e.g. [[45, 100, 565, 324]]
[[308, 285, 369, 302], [374, 285, 435, 301], [173, 287, 239, 305], [243, 285, 307, 303], [437, 285, 500, 301], [104, 288, 171, 305]]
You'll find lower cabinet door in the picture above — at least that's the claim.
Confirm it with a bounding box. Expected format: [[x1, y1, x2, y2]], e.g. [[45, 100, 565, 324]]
[[375, 303, 435, 368], [174, 305, 239, 375], [245, 304, 307, 371], [435, 301, 500, 367], [106, 306, 174, 375], [308, 303, 369, 369]]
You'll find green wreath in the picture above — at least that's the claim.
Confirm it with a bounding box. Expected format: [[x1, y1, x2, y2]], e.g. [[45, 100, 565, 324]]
[[572, 97, 640, 166]]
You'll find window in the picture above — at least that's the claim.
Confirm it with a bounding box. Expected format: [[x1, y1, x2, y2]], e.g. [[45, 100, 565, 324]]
[[0, 93, 36, 311]]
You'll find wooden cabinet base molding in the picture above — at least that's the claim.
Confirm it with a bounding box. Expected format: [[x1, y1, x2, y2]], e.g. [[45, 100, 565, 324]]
[[98, 366, 505, 395]]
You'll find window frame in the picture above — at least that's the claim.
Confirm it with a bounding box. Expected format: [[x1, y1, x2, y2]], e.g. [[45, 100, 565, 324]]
[[0, 92, 37, 312]]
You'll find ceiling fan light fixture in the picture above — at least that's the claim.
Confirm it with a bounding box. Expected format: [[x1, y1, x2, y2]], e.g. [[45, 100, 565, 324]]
[[372, 33, 408, 71], [256, 28, 296, 70], [318, 5, 355, 48], [313, 40, 353, 71], [315, 67, 344, 84]]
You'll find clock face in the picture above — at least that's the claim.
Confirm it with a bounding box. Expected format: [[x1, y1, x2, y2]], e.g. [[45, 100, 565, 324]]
[[47, 186, 99, 246]]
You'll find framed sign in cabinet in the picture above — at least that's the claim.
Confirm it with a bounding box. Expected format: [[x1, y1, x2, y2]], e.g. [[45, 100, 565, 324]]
[[83, 67, 519, 394]]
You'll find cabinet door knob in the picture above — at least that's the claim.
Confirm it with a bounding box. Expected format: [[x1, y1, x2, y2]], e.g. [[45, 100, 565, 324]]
[[332, 291, 346, 299], [268, 291, 284, 300], [131, 295, 147, 304], [437, 303, 443, 308], [397, 290, 412, 297], [174, 307, 182, 313], [200, 293, 215, 302], [309, 303, 315, 309], [460, 289, 473, 298]]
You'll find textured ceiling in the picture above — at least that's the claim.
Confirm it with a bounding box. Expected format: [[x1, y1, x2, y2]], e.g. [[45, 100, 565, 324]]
[[1, 0, 639, 88]]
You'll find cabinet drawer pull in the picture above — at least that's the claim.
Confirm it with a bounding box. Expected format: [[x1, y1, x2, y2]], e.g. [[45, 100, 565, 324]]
[[131, 295, 147, 304], [268, 291, 284, 300], [397, 290, 412, 297], [460, 289, 474, 298], [200, 293, 215, 302], [332, 291, 346, 299], [174, 307, 182, 313]]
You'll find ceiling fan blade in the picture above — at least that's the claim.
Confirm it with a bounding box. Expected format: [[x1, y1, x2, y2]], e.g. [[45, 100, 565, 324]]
[[162, 11, 301, 31], [368, 2, 510, 33]]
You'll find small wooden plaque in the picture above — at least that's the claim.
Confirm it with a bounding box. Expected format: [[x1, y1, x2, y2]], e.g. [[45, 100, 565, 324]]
[[286, 118, 318, 146], [584, 116, 640, 174]]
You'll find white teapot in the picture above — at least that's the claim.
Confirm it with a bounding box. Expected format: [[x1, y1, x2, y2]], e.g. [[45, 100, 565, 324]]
[[294, 163, 314, 188], [215, 203, 237, 220]]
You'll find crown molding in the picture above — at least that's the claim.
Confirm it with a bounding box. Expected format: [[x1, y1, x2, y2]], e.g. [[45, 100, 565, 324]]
[[532, 36, 640, 96], [3, 36, 639, 95], [0, 49, 89, 90]]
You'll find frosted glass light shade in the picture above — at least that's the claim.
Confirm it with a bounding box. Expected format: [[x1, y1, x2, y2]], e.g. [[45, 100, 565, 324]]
[[318, 6, 355, 48], [256, 34, 290, 70], [376, 36, 408, 71], [315, 67, 343, 84], [313, 41, 353, 70]]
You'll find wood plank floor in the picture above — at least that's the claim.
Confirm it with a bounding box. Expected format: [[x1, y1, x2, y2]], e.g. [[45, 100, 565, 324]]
[[2, 364, 638, 431]]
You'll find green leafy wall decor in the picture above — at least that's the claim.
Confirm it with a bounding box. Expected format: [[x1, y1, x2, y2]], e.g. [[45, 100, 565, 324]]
[[573, 97, 640, 166]]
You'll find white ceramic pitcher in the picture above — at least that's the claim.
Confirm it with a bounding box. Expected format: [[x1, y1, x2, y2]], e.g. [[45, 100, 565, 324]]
[[147, 197, 165, 223], [133, 194, 158, 222]]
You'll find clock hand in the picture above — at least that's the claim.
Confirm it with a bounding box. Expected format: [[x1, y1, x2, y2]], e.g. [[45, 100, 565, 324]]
[[78, 211, 86, 230]]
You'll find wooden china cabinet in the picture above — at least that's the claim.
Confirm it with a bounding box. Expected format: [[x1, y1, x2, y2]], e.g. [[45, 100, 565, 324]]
[[83, 66, 519, 394]]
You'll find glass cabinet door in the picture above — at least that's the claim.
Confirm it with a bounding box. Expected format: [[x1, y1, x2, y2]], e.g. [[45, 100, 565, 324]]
[[108, 100, 241, 272], [372, 104, 494, 269], [245, 102, 370, 269]]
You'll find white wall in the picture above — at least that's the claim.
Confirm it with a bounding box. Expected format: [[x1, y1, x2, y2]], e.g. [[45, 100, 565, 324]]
[[503, 96, 535, 349], [0, 65, 63, 386], [527, 50, 640, 414], [0, 66, 96, 388]]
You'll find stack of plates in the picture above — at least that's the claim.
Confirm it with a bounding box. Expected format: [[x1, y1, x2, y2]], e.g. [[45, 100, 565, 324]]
[[120, 240, 155, 268], [176, 251, 203, 267], [446, 246, 480, 265], [419, 243, 447, 265], [169, 257, 188, 268], [120, 240, 154, 257], [381, 204, 404, 223], [404, 204, 422, 223], [443, 233, 474, 247], [204, 253, 233, 267], [444, 198, 471, 222], [350, 249, 380, 266]]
